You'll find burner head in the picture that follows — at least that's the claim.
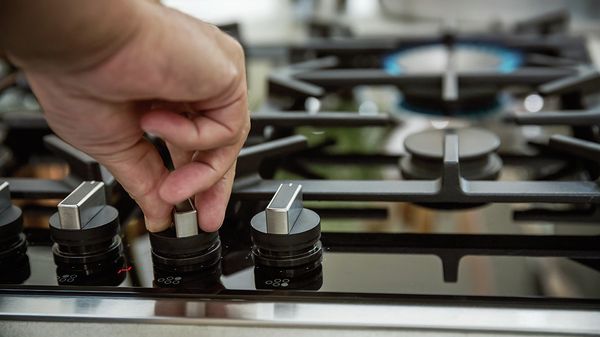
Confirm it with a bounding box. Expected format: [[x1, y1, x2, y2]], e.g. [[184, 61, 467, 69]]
[[383, 42, 522, 116], [400, 128, 503, 180], [398, 88, 504, 117]]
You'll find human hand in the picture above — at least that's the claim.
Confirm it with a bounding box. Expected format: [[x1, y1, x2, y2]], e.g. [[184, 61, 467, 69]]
[[7, 3, 249, 232]]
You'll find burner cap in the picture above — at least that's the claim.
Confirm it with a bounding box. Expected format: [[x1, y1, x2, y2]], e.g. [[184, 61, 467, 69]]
[[404, 128, 500, 161], [400, 128, 503, 182]]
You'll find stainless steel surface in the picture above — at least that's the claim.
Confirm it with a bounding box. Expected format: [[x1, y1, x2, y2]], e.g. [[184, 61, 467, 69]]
[[0, 181, 11, 212], [0, 294, 599, 335], [266, 183, 303, 234], [1, 321, 580, 337], [57, 181, 106, 230], [173, 199, 199, 238]]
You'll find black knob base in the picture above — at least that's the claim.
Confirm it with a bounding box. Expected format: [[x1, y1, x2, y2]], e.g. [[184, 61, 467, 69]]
[[55, 254, 127, 286], [150, 228, 222, 274], [0, 234, 30, 284], [250, 208, 322, 269], [49, 206, 125, 286], [252, 241, 322, 268], [0, 205, 30, 284]]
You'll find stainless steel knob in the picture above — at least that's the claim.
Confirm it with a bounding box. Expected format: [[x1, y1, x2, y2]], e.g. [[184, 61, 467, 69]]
[[173, 199, 199, 238], [265, 183, 303, 234], [58, 181, 106, 230], [250, 183, 322, 268], [0, 181, 12, 213], [0, 181, 24, 233], [149, 199, 221, 274]]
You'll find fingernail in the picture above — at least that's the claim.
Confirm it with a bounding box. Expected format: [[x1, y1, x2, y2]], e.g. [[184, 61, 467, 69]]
[[143, 129, 162, 138]]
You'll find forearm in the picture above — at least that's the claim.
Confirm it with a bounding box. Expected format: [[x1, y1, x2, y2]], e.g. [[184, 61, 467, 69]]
[[0, 0, 149, 72]]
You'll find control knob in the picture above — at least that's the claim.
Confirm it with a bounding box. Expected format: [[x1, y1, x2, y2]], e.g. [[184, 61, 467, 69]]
[[0, 182, 30, 284], [149, 199, 222, 274], [49, 181, 125, 285], [250, 183, 322, 270]]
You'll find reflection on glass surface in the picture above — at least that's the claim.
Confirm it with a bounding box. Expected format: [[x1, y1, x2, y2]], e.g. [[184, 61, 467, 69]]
[[153, 263, 223, 291], [55, 255, 126, 286], [254, 263, 323, 290]]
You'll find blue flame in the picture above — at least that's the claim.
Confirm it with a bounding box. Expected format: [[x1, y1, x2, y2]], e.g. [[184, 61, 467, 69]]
[[383, 42, 523, 75]]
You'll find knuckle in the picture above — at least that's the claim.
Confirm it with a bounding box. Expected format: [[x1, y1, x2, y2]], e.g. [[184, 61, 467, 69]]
[[224, 34, 245, 60], [222, 35, 245, 80], [241, 114, 251, 138], [231, 114, 251, 145]]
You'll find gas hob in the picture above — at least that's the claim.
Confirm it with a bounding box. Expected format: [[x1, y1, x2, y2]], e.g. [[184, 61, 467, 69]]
[[0, 9, 599, 336]]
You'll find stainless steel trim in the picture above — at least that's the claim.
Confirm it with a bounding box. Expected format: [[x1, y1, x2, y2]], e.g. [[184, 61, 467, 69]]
[[173, 199, 199, 238], [265, 183, 303, 234], [0, 181, 11, 213], [0, 294, 599, 335], [57, 181, 106, 230]]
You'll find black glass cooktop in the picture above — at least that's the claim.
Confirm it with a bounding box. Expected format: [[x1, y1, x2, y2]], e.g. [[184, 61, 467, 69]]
[[3, 202, 598, 301]]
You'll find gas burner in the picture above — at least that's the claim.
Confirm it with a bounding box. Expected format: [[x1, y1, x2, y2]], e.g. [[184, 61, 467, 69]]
[[384, 43, 522, 116], [383, 43, 522, 75], [400, 127, 502, 181], [272, 32, 591, 118], [397, 87, 505, 117]]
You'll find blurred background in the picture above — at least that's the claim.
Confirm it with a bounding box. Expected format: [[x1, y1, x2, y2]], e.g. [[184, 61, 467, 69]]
[[157, 0, 600, 113], [3, 0, 600, 113]]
